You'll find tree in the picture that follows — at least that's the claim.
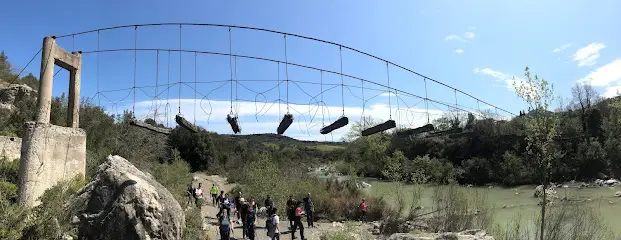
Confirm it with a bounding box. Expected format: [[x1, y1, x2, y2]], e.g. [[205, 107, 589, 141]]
[[513, 67, 559, 240], [0, 51, 15, 81], [571, 83, 599, 137]]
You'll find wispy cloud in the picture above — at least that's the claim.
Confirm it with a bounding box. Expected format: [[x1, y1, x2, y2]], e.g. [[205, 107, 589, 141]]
[[572, 43, 606, 67], [577, 59, 621, 87], [455, 49, 464, 54], [445, 34, 466, 42], [552, 43, 573, 53], [112, 99, 444, 141], [473, 68, 526, 92], [464, 32, 476, 39]]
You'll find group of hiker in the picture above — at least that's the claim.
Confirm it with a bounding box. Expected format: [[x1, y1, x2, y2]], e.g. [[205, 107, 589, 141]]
[[189, 182, 369, 240]]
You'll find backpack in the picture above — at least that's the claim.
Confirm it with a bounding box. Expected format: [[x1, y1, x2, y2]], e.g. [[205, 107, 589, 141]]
[[265, 214, 277, 231]]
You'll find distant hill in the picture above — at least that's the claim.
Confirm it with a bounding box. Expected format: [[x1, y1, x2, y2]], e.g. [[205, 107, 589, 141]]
[[226, 133, 347, 151]]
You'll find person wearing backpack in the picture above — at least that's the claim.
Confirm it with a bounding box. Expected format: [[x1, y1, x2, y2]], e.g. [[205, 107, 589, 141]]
[[246, 201, 257, 240], [186, 183, 195, 207], [216, 208, 235, 240], [291, 201, 306, 240], [194, 183, 204, 207], [266, 207, 280, 240], [286, 195, 296, 230]]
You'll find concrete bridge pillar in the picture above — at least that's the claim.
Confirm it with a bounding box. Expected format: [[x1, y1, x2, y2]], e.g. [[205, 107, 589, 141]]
[[17, 36, 86, 207]]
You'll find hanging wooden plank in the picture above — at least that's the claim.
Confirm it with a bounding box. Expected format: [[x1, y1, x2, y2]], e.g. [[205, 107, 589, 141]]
[[362, 120, 396, 136], [129, 121, 171, 135], [320, 116, 349, 134], [175, 115, 198, 133]]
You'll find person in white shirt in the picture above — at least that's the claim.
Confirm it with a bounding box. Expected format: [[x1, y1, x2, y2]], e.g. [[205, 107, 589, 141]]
[[266, 207, 280, 240]]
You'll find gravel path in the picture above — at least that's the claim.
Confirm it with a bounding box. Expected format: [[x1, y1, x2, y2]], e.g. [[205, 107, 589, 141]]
[[191, 173, 376, 240]]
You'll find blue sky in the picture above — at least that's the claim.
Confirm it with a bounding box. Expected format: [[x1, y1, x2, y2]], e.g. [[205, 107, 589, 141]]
[[1, 1, 620, 141]]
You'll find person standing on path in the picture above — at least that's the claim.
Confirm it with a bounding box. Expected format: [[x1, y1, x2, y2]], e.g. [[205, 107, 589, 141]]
[[267, 207, 281, 240], [239, 198, 249, 239], [210, 184, 219, 206], [359, 198, 368, 223], [265, 195, 275, 214], [186, 183, 196, 207], [194, 183, 204, 206], [302, 193, 314, 228], [234, 192, 242, 221], [217, 208, 235, 240], [286, 195, 296, 230], [291, 201, 306, 240], [245, 200, 258, 240]]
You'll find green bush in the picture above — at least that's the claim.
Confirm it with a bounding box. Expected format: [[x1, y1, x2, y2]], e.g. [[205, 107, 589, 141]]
[[0, 181, 17, 201], [0, 196, 29, 239], [20, 176, 88, 239], [0, 156, 19, 183], [183, 209, 207, 240], [320, 230, 357, 240], [428, 184, 493, 233]]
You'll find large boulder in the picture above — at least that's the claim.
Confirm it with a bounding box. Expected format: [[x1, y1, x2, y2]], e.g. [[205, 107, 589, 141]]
[[69, 155, 185, 239]]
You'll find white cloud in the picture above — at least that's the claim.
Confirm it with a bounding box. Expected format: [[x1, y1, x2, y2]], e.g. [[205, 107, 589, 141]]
[[112, 99, 445, 141], [473, 67, 526, 92], [602, 86, 621, 98], [464, 32, 476, 39], [455, 49, 464, 54], [577, 59, 621, 87], [572, 43, 606, 67], [445, 34, 465, 42], [552, 43, 573, 53]]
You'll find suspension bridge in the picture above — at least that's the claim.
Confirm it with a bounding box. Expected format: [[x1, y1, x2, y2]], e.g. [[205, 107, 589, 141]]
[[23, 23, 515, 141]]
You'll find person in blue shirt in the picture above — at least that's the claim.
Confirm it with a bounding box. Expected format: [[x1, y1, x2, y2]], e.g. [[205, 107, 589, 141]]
[[217, 208, 234, 240]]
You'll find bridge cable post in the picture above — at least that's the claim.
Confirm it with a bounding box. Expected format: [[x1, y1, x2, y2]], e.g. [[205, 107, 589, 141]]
[[320, 70, 324, 127], [178, 24, 182, 115], [454, 89, 458, 123], [155, 50, 159, 122], [229, 27, 234, 115], [424, 77, 429, 124], [194, 52, 197, 126], [284, 34, 290, 114], [339, 46, 345, 116], [277, 62, 281, 118], [166, 50, 171, 128], [386, 62, 392, 120], [97, 30, 100, 106], [132, 26, 138, 115]]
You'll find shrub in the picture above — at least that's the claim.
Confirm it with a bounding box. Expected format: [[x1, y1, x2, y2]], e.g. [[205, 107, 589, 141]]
[[428, 184, 493, 233], [183, 209, 208, 240], [320, 230, 357, 240], [20, 176, 88, 239], [0, 196, 29, 239], [0, 181, 17, 201], [0, 156, 19, 183]]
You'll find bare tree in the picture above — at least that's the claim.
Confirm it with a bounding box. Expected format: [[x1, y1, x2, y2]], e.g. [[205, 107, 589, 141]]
[[571, 83, 599, 136]]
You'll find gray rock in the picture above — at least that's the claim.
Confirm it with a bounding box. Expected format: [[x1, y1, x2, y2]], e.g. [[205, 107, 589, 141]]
[[69, 155, 185, 240], [0, 83, 36, 105]]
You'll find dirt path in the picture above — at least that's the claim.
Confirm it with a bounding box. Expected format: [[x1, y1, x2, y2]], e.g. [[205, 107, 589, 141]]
[[191, 173, 376, 240]]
